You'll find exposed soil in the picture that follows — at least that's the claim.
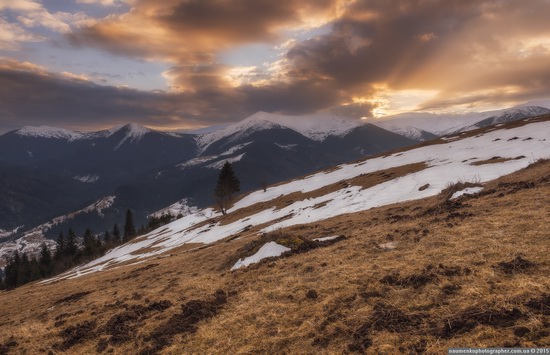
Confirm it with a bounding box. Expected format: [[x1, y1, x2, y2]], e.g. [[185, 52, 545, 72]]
[[142, 290, 228, 354], [524, 294, 550, 315], [53, 291, 92, 305], [0, 338, 17, 355], [56, 320, 97, 350], [438, 307, 525, 338], [494, 256, 537, 274]]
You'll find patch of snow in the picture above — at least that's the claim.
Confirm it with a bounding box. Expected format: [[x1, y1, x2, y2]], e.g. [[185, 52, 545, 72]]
[[231, 242, 291, 271], [74, 174, 100, 183], [207, 154, 245, 169], [450, 187, 484, 200], [379, 241, 398, 250], [221, 142, 253, 156], [177, 156, 218, 168], [275, 143, 298, 150], [0, 226, 24, 239], [148, 199, 198, 219], [183, 123, 232, 135], [313, 236, 340, 242], [16, 126, 84, 140]]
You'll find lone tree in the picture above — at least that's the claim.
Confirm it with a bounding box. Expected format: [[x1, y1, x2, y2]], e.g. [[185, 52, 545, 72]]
[[214, 162, 240, 215]]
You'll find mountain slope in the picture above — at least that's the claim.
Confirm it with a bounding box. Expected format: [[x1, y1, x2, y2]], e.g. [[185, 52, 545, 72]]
[[0, 115, 548, 354], [47, 114, 550, 278]]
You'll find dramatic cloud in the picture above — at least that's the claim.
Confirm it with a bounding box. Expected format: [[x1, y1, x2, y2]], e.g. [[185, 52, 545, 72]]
[[1, 0, 550, 131]]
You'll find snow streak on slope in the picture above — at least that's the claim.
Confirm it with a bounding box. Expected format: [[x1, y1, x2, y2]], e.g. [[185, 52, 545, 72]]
[[231, 242, 291, 271], [47, 119, 550, 281]]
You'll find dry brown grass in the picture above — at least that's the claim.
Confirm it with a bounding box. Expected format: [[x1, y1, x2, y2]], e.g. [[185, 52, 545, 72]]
[[1, 149, 549, 354]]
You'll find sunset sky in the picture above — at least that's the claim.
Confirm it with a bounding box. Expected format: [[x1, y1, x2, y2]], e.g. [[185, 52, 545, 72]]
[[1, 0, 549, 133]]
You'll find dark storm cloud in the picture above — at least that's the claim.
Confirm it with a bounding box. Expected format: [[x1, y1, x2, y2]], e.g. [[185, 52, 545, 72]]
[[4, 0, 550, 132]]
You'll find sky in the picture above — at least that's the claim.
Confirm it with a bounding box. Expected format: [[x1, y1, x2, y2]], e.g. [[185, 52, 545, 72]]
[[0, 0, 550, 133]]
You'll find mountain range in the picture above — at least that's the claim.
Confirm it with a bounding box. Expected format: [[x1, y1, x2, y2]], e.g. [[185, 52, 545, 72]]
[[0, 104, 549, 261]]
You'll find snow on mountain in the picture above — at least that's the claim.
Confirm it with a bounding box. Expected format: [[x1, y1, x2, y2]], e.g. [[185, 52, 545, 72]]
[[15, 126, 84, 140], [371, 125, 435, 141], [74, 174, 100, 183], [373, 105, 550, 138], [0, 195, 116, 265], [0, 226, 24, 240], [46, 117, 550, 280], [0, 234, 57, 267], [372, 111, 494, 136], [206, 153, 245, 169], [197, 111, 362, 152], [454, 106, 550, 133], [148, 198, 198, 219]]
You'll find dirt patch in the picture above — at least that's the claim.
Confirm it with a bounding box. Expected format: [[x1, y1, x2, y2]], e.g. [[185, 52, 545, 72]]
[[0, 338, 17, 354], [53, 291, 92, 305], [524, 294, 550, 315], [121, 263, 160, 280], [438, 307, 524, 338], [380, 264, 470, 289], [348, 302, 426, 352], [470, 156, 525, 166], [56, 320, 97, 350], [103, 300, 173, 345], [143, 290, 228, 354], [494, 256, 537, 274]]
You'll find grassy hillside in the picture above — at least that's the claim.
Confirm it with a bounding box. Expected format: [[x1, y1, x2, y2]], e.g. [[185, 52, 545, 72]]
[[0, 125, 549, 354]]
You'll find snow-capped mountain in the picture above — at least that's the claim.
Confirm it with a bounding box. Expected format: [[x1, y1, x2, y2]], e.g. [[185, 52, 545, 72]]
[[15, 126, 84, 140], [373, 105, 550, 138], [453, 106, 550, 133], [197, 111, 362, 152]]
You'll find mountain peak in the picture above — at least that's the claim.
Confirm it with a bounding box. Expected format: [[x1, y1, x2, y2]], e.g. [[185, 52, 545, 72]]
[[197, 111, 363, 152], [15, 126, 83, 140]]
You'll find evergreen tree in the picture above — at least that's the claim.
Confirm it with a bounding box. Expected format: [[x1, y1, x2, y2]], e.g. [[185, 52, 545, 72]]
[[66, 228, 78, 257], [18, 253, 31, 286], [82, 227, 94, 257], [4, 251, 20, 289], [39, 243, 53, 277], [214, 162, 241, 215], [123, 209, 136, 241], [29, 256, 41, 281], [112, 223, 121, 242], [54, 231, 65, 260], [103, 230, 112, 245]]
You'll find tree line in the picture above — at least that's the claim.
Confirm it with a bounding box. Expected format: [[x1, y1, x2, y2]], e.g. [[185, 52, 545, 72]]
[[0, 209, 139, 290]]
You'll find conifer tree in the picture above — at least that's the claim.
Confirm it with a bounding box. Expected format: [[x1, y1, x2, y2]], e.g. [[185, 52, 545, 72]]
[[54, 231, 65, 260], [103, 230, 112, 245], [4, 251, 20, 289], [82, 227, 94, 257], [66, 228, 78, 257], [18, 253, 31, 286], [112, 223, 121, 242], [39, 243, 53, 277], [214, 162, 241, 215], [124, 209, 136, 241]]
